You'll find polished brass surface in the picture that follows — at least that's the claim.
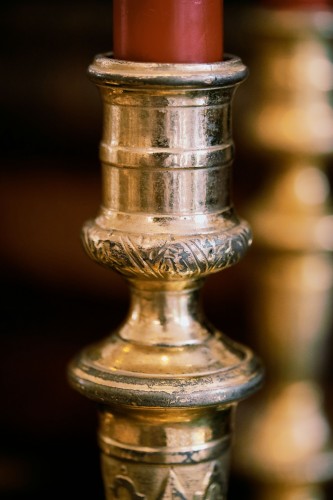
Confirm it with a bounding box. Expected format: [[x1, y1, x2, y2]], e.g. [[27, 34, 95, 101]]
[[69, 54, 263, 498], [234, 8, 333, 498]]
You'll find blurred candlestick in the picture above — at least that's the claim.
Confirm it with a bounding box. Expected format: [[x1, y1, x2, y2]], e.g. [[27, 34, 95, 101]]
[[262, 0, 331, 8], [113, 0, 223, 63]]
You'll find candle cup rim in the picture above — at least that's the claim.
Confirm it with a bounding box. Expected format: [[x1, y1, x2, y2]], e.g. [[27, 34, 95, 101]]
[[88, 53, 248, 88]]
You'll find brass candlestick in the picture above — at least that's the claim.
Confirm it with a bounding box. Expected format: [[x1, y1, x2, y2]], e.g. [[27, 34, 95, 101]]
[[234, 8, 333, 499], [69, 54, 263, 498]]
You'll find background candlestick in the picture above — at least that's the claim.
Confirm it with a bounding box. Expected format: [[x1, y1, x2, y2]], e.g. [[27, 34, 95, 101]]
[[261, 0, 332, 9]]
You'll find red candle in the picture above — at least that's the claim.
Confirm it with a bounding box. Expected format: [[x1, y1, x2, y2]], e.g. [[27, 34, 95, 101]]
[[113, 0, 223, 63]]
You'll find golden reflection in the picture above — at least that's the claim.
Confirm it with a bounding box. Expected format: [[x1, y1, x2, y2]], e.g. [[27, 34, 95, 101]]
[[160, 354, 169, 365], [315, 215, 333, 250], [294, 167, 329, 206]]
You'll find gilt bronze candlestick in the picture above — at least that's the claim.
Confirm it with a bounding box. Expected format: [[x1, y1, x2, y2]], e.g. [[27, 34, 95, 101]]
[[69, 54, 263, 498], [234, 8, 333, 499]]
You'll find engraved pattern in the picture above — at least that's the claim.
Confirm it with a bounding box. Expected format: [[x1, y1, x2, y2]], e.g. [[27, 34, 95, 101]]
[[160, 469, 187, 499], [202, 484, 223, 500], [194, 464, 226, 500], [111, 475, 146, 500], [107, 464, 226, 500], [82, 222, 251, 280]]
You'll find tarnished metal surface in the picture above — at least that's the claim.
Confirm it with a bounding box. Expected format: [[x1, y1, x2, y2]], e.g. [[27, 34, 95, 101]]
[[69, 54, 263, 498]]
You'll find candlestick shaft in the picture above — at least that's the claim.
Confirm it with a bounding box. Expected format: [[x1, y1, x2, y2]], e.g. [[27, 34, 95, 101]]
[[99, 406, 233, 499], [69, 55, 263, 498]]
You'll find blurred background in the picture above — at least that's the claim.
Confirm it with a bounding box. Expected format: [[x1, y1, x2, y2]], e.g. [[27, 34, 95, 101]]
[[1, 0, 333, 498]]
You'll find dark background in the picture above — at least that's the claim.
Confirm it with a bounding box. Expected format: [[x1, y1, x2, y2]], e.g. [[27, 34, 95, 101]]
[[1, 1, 332, 498]]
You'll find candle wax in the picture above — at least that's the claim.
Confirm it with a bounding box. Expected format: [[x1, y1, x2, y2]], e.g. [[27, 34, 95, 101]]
[[113, 0, 223, 63]]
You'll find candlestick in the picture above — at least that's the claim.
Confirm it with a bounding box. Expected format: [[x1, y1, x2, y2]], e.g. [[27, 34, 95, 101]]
[[233, 7, 333, 499], [113, 0, 223, 63], [69, 1, 263, 497], [69, 53, 263, 498], [261, 0, 331, 9]]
